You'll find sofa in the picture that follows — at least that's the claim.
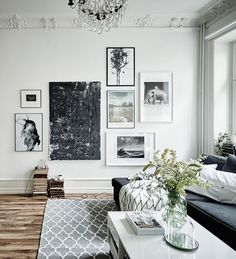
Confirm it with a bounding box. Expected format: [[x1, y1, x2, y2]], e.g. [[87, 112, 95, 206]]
[[112, 154, 236, 251]]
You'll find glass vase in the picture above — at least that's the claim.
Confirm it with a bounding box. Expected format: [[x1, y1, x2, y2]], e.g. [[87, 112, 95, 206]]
[[161, 193, 187, 228], [162, 193, 198, 250]]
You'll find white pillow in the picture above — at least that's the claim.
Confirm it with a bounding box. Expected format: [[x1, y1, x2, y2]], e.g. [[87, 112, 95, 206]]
[[203, 164, 218, 169], [186, 167, 236, 204]]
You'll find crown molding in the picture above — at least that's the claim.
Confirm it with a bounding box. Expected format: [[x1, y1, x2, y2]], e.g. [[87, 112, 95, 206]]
[[199, 0, 236, 25], [0, 14, 199, 30]]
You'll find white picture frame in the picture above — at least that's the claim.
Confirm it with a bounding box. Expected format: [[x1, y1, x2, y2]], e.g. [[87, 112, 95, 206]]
[[107, 90, 135, 129], [15, 113, 43, 152], [106, 132, 156, 166], [20, 89, 42, 108], [140, 72, 173, 122]]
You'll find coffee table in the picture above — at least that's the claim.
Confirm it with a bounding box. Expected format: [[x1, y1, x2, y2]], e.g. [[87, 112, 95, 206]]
[[107, 211, 236, 259]]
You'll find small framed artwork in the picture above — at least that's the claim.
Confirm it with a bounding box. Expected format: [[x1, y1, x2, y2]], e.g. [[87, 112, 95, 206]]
[[15, 113, 43, 152], [140, 72, 173, 122], [106, 132, 156, 166], [107, 90, 135, 128], [106, 47, 135, 86], [20, 89, 42, 108]]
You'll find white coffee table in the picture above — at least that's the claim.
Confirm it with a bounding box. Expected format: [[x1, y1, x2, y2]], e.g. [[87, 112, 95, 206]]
[[107, 211, 236, 259]]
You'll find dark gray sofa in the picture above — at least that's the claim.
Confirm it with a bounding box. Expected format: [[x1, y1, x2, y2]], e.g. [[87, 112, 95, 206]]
[[111, 155, 236, 250]]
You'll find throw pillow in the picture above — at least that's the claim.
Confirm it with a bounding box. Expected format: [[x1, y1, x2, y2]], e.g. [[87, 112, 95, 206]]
[[202, 154, 226, 170], [203, 164, 218, 169], [222, 154, 236, 173], [186, 167, 236, 204]]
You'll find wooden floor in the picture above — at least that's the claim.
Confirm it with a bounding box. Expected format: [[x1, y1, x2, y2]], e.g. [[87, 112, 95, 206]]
[[0, 193, 112, 259]]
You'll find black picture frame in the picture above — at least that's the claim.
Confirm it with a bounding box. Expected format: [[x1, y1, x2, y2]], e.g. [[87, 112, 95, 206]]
[[106, 47, 135, 86], [107, 90, 135, 129], [15, 113, 43, 152]]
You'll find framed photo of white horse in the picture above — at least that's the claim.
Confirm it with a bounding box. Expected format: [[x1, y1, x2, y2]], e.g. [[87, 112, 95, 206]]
[[140, 72, 173, 122], [15, 113, 43, 152]]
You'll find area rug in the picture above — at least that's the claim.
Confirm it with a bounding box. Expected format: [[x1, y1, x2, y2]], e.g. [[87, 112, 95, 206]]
[[37, 199, 118, 259]]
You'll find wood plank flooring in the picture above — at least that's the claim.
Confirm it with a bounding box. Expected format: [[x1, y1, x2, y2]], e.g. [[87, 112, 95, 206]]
[[0, 193, 112, 259]]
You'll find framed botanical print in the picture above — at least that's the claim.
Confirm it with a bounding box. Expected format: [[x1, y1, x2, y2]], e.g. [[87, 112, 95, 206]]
[[20, 89, 42, 108], [106, 132, 156, 166], [107, 90, 135, 128], [106, 47, 135, 86], [140, 72, 173, 122], [15, 113, 43, 152]]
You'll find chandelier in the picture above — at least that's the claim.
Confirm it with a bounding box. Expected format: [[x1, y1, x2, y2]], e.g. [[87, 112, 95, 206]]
[[68, 0, 128, 33]]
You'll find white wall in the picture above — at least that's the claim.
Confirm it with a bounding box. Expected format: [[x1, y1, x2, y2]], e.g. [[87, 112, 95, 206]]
[[0, 28, 199, 193], [213, 41, 230, 138]]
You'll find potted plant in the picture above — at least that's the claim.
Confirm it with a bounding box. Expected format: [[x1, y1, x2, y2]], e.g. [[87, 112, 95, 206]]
[[141, 148, 205, 227]]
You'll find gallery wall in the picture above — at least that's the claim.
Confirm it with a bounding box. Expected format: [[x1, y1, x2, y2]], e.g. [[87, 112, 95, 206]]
[[0, 28, 199, 193]]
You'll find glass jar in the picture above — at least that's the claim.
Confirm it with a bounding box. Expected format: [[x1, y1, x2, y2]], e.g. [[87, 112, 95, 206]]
[[161, 193, 187, 228]]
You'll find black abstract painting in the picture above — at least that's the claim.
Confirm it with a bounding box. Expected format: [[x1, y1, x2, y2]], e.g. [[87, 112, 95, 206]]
[[49, 82, 101, 160]]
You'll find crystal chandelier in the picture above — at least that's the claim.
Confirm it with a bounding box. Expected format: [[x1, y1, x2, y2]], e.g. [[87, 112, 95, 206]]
[[68, 0, 128, 33]]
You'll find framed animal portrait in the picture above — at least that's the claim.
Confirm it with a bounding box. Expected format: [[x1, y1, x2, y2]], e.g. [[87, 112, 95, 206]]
[[15, 113, 43, 152], [140, 72, 173, 122]]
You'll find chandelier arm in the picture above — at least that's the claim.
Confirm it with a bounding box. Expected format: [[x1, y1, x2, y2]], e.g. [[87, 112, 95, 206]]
[[68, 0, 128, 33], [68, 0, 86, 9]]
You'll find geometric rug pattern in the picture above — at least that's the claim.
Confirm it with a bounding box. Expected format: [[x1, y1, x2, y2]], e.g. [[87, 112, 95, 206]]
[[37, 199, 118, 259]]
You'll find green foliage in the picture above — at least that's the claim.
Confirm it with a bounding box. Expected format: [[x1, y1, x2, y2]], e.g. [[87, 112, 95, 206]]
[[215, 132, 232, 155], [142, 148, 205, 197]]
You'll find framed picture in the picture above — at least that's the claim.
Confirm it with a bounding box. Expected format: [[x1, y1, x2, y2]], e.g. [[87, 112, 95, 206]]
[[106, 47, 135, 86], [107, 90, 135, 128], [20, 89, 42, 108], [140, 72, 173, 122], [15, 113, 43, 152], [106, 132, 156, 166]]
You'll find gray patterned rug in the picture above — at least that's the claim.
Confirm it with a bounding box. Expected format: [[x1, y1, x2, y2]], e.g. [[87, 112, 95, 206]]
[[37, 199, 118, 259]]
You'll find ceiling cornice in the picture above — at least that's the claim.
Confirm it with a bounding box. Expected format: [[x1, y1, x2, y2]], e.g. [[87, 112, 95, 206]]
[[199, 0, 236, 25], [0, 14, 199, 30]]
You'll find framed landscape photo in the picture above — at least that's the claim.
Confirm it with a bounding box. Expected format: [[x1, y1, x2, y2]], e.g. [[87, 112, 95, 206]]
[[107, 90, 135, 128], [20, 89, 42, 108], [140, 72, 173, 123], [106, 132, 156, 166], [106, 47, 135, 86], [15, 113, 43, 152]]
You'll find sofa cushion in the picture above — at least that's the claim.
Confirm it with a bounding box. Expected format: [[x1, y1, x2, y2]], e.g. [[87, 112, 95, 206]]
[[187, 167, 236, 204], [188, 200, 236, 230], [203, 154, 226, 170], [186, 191, 214, 202], [222, 154, 236, 173]]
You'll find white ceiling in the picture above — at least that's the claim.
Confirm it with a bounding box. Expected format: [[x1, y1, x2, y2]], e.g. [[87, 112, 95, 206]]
[[0, 0, 216, 15]]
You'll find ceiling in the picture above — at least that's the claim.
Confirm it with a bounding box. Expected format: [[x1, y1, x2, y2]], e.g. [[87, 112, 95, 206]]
[[0, 0, 215, 15], [0, 0, 218, 29]]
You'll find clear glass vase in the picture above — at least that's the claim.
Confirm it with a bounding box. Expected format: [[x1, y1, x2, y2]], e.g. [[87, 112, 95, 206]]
[[162, 193, 198, 250], [161, 193, 187, 228]]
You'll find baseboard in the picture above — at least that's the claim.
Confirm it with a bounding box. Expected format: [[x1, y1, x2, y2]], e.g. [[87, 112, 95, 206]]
[[0, 178, 113, 194]]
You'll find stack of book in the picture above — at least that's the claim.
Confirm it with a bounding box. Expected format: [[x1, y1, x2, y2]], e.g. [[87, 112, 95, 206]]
[[32, 168, 48, 199], [48, 178, 64, 198]]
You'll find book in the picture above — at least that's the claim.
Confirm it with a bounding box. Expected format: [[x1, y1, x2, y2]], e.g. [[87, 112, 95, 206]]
[[126, 211, 164, 235]]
